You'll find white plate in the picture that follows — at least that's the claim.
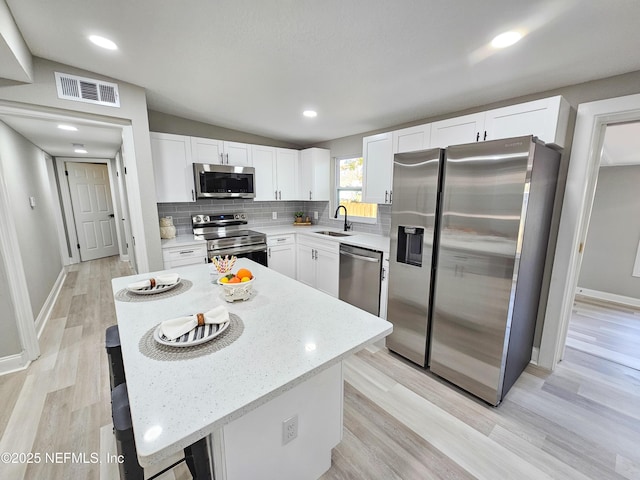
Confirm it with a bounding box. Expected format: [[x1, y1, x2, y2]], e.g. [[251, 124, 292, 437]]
[[153, 321, 230, 347], [127, 280, 180, 295]]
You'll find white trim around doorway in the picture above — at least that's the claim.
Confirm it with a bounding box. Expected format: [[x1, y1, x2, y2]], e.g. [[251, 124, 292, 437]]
[[538, 93, 640, 370]]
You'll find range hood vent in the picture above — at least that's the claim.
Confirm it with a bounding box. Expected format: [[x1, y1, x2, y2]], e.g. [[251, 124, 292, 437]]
[[54, 72, 120, 107]]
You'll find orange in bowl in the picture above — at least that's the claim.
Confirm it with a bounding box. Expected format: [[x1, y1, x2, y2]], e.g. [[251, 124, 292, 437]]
[[236, 268, 253, 280]]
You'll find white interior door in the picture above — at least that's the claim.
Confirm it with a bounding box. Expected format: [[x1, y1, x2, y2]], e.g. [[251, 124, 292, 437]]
[[66, 162, 119, 261]]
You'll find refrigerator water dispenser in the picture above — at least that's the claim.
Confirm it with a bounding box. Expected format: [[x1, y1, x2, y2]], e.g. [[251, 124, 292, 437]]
[[396, 226, 424, 267]]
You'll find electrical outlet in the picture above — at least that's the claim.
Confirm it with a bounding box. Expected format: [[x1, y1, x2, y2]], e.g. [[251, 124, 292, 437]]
[[313, 211, 318, 220], [282, 414, 298, 445], [272, 212, 277, 220]]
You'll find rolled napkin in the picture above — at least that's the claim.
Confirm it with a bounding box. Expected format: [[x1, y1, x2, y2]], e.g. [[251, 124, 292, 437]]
[[159, 305, 230, 340], [127, 273, 180, 290]]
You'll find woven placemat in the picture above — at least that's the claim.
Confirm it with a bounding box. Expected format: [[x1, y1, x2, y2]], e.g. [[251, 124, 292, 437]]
[[138, 313, 244, 361], [115, 279, 193, 302]]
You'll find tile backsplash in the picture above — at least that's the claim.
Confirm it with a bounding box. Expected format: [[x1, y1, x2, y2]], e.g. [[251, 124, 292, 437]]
[[157, 199, 391, 237]]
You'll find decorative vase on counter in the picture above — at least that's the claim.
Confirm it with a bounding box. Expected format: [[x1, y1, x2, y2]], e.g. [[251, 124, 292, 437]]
[[159, 216, 176, 239]]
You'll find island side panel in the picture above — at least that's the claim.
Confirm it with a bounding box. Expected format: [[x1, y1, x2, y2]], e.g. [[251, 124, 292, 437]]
[[212, 362, 343, 480]]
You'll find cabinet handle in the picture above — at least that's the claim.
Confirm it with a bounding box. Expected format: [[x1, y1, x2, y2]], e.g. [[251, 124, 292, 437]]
[[311, 249, 315, 260], [179, 250, 194, 254], [476, 132, 480, 142], [276, 238, 286, 242], [268, 248, 271, 258], [381, 267, 386, 280], [220, 153, 224, 164], [385, 191, 388, 203], [275, 190, 278, 200], [279, 191, 282, 200], [389, 190, 393, 203], [225, 153, 229, 164], [484, 130, 487, 141]]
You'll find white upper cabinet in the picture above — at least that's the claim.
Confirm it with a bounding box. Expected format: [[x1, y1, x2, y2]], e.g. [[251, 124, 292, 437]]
[[151, 132, 195, 203], [392, 124, 431, 153], [429, 96, 570, 149], [299, 147, 330, 201], [191, 137, 252, 166], [430, 112, 486, 148], [275, 148, 299, 200], [484, 96, 570, 147], [362, 132, 394, 204], [252, 145, 277, 201], [252, 145, 298, 201]]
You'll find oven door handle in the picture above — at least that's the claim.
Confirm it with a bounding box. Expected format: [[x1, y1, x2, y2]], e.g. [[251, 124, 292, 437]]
[[210, 244, 267, 257]]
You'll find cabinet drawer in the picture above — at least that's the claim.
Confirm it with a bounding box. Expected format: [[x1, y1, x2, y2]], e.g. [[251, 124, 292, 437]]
[[267, 234, 294, 246], [162, 245, 207, 268]]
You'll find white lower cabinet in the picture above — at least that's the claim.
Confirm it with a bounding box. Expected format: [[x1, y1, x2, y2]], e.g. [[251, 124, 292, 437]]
[[296, 236, 339, 298], [267, 234, 296, 279], [162, 242, 208, 269]]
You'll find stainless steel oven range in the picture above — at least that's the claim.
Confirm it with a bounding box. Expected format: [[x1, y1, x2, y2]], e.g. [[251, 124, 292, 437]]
[[192, 212, 267, 266]]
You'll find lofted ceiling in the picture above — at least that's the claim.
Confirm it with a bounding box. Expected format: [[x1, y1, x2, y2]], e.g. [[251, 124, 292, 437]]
[[4, 0, 640, 147]]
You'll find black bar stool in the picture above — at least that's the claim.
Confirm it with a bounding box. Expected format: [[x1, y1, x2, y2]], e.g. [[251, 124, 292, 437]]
[[105, 325, 126, 390]]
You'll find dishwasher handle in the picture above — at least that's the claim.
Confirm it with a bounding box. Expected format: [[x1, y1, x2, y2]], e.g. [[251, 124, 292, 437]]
[[340, 250, 380, 263]]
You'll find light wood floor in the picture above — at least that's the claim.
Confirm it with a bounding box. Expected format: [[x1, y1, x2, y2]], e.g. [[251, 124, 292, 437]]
[[567, 296, 640, 371], [1, 257, 639, 479]]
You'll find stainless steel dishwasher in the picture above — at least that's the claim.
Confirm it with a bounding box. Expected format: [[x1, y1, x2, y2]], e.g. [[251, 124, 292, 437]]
[[339, 244, 383, 316]]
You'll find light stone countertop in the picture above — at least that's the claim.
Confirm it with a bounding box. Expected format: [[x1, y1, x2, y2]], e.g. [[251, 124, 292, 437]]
[[111, 259, 392, 467], [252, 225, 391, 254], [160, 235, 206, 248]]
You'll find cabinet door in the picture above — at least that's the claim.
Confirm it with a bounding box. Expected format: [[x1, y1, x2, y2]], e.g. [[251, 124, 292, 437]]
[[484, 96, 569, 147], [315, 248, 339, 298], [430, 113, 485, 148], [275, 148, 299, 200], [252, 145, 277, 201], [223, 141, 252, 166], [299, 148, 330, 201], [268, 244, 296, 279], [392, 124, 431, 153], [151, 132, 195, 203], [362, 132, 393, 204], [296, 243, 316, 287], [191, 137, 223, 164]]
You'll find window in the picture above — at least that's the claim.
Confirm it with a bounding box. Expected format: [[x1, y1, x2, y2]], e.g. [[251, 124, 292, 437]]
[[336, 156, 377, 222]]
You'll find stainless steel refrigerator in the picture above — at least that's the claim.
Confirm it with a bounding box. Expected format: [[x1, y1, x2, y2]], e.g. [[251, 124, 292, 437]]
[[386, 148, 445, 366], [430, 136, 559, 405]]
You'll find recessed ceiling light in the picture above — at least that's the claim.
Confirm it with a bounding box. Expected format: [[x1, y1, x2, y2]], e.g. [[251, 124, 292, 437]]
[[58, 124, 78, 131], [303, 110, 318, 118], [88, 35, 118, 50], [491, 31, 522, 49]]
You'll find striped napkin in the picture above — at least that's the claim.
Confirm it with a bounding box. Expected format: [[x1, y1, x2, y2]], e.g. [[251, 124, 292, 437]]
[[127, 273, 180, 291], [159, 306, 230, 340]]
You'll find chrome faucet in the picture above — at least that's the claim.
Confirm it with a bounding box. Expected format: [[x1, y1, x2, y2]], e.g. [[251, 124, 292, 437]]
[[334, 205, 351, 231]]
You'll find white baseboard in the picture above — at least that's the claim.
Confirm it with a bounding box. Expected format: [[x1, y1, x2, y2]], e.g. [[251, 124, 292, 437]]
[[35, 268, 67, 338], [530, 347, 540, 365], [575, 287, 640, 308], [0, 351, 30, 376], [119, 253, 129, 262]]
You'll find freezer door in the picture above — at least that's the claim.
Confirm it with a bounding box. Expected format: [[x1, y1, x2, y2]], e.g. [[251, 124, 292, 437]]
[[430, 137, 532, 405], [387, 148, 444, 366]]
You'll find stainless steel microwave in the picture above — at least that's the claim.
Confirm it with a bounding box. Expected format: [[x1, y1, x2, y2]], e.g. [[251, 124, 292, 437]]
[[193, 163, 256, 199]]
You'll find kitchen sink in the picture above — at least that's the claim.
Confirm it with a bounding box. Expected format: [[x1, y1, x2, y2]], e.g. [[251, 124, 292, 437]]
[[314, 230, 352, 237]]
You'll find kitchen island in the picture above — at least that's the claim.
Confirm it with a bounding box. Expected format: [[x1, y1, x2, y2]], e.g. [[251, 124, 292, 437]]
[[111, 259, 392, 479]]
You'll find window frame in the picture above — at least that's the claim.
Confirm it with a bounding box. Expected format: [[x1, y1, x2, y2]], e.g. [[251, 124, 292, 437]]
[[334, 155, 378, 225]]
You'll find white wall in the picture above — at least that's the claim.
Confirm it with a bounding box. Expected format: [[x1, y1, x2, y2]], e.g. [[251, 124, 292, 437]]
[[578, 165, 640, 299], [0, 120, 62, 321], [0, 248, 21, 357], [0, 56, 163, 272]]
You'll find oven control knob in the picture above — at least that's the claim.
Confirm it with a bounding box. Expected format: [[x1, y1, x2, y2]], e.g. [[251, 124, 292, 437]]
[[203, 215, 209, 222], [240, 213, 246, 219], [195, 215, 202, 223], [234, 214, 240, 219]]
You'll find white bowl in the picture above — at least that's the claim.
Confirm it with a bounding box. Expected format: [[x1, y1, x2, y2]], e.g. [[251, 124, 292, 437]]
[[217, 276, 254, 302]]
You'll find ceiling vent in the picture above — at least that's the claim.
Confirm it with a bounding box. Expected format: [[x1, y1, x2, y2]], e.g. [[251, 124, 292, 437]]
[[54, 72, 120, 107]]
